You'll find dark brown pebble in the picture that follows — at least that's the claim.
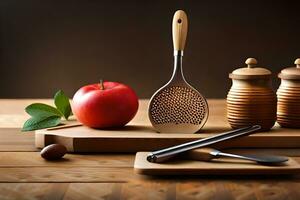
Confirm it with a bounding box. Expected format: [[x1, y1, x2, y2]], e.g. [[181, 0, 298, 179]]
[[40, 144, 67, 160]]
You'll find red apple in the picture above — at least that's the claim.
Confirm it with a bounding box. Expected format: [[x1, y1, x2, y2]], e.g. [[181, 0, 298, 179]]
[[72, 81, 139, 128]]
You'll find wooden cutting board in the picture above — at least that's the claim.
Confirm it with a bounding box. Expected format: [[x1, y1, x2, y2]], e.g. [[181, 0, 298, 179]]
[[35, 123, 300, 152], [34, 100, 300, 152], [134, 152, 300, 175]]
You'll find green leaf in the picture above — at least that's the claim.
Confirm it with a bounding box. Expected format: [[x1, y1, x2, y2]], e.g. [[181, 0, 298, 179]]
[[54, 90, 72, 120], [22, 116, 61, 131], [25, 103, 62, 118]]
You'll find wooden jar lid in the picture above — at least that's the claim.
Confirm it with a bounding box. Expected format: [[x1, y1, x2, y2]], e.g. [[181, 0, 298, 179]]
[[229, 58, 272, 80], [278, 58, 300, 80]]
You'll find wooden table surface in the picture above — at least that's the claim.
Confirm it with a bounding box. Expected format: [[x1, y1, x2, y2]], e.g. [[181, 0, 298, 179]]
[[1, 99, 300, 200]]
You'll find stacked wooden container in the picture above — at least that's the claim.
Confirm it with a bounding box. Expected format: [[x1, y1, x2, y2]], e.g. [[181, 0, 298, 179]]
[[227, 58, 277, 131], [277, 58, 300, 128]]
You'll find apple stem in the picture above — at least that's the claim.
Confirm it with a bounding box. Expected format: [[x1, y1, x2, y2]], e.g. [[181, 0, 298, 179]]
[[100, 79, 105, 90]]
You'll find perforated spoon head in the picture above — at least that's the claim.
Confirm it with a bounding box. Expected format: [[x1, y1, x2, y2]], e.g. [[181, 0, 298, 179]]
[[148, 10, 209, 133]]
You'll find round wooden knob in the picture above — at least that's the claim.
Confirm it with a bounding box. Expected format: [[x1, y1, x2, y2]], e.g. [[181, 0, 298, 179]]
[[295, 58, 300, 68], [245, 58, 258, 68]]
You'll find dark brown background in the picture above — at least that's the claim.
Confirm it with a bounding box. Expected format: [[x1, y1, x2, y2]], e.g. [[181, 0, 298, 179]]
[[0, 0, 299, 99]]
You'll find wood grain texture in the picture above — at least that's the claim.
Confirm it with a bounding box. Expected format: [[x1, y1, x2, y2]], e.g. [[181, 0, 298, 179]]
[[0, 183, 68, 200], [64, 183, 119, 200], [0, 128, 36, 152], [1, 99, 300, 199], [1, 182, 300, 200], [0, 167, 134, 183], [0, 152, 133, 167]]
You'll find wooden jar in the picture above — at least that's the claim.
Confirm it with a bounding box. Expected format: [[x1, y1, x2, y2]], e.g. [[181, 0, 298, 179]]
[[227, 58, 277, 131], [277, 58, 300, 128]]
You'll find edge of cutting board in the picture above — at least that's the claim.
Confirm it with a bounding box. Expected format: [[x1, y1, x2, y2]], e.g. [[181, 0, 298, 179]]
[[35, 124, 300, 152], [134, 152, 300, 175]]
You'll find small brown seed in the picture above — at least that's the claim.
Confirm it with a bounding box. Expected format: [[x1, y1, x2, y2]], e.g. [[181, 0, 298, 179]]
[[40, 144, 67, 160]]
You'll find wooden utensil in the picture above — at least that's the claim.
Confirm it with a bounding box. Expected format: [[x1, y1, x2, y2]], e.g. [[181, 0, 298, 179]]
[[148, 10, 208, 133], [185, 148, 288, 164]]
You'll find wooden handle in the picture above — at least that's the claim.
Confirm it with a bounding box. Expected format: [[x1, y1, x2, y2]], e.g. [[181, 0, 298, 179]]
[[172, 10, 188, 51], [184, 148, 215, 161]]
